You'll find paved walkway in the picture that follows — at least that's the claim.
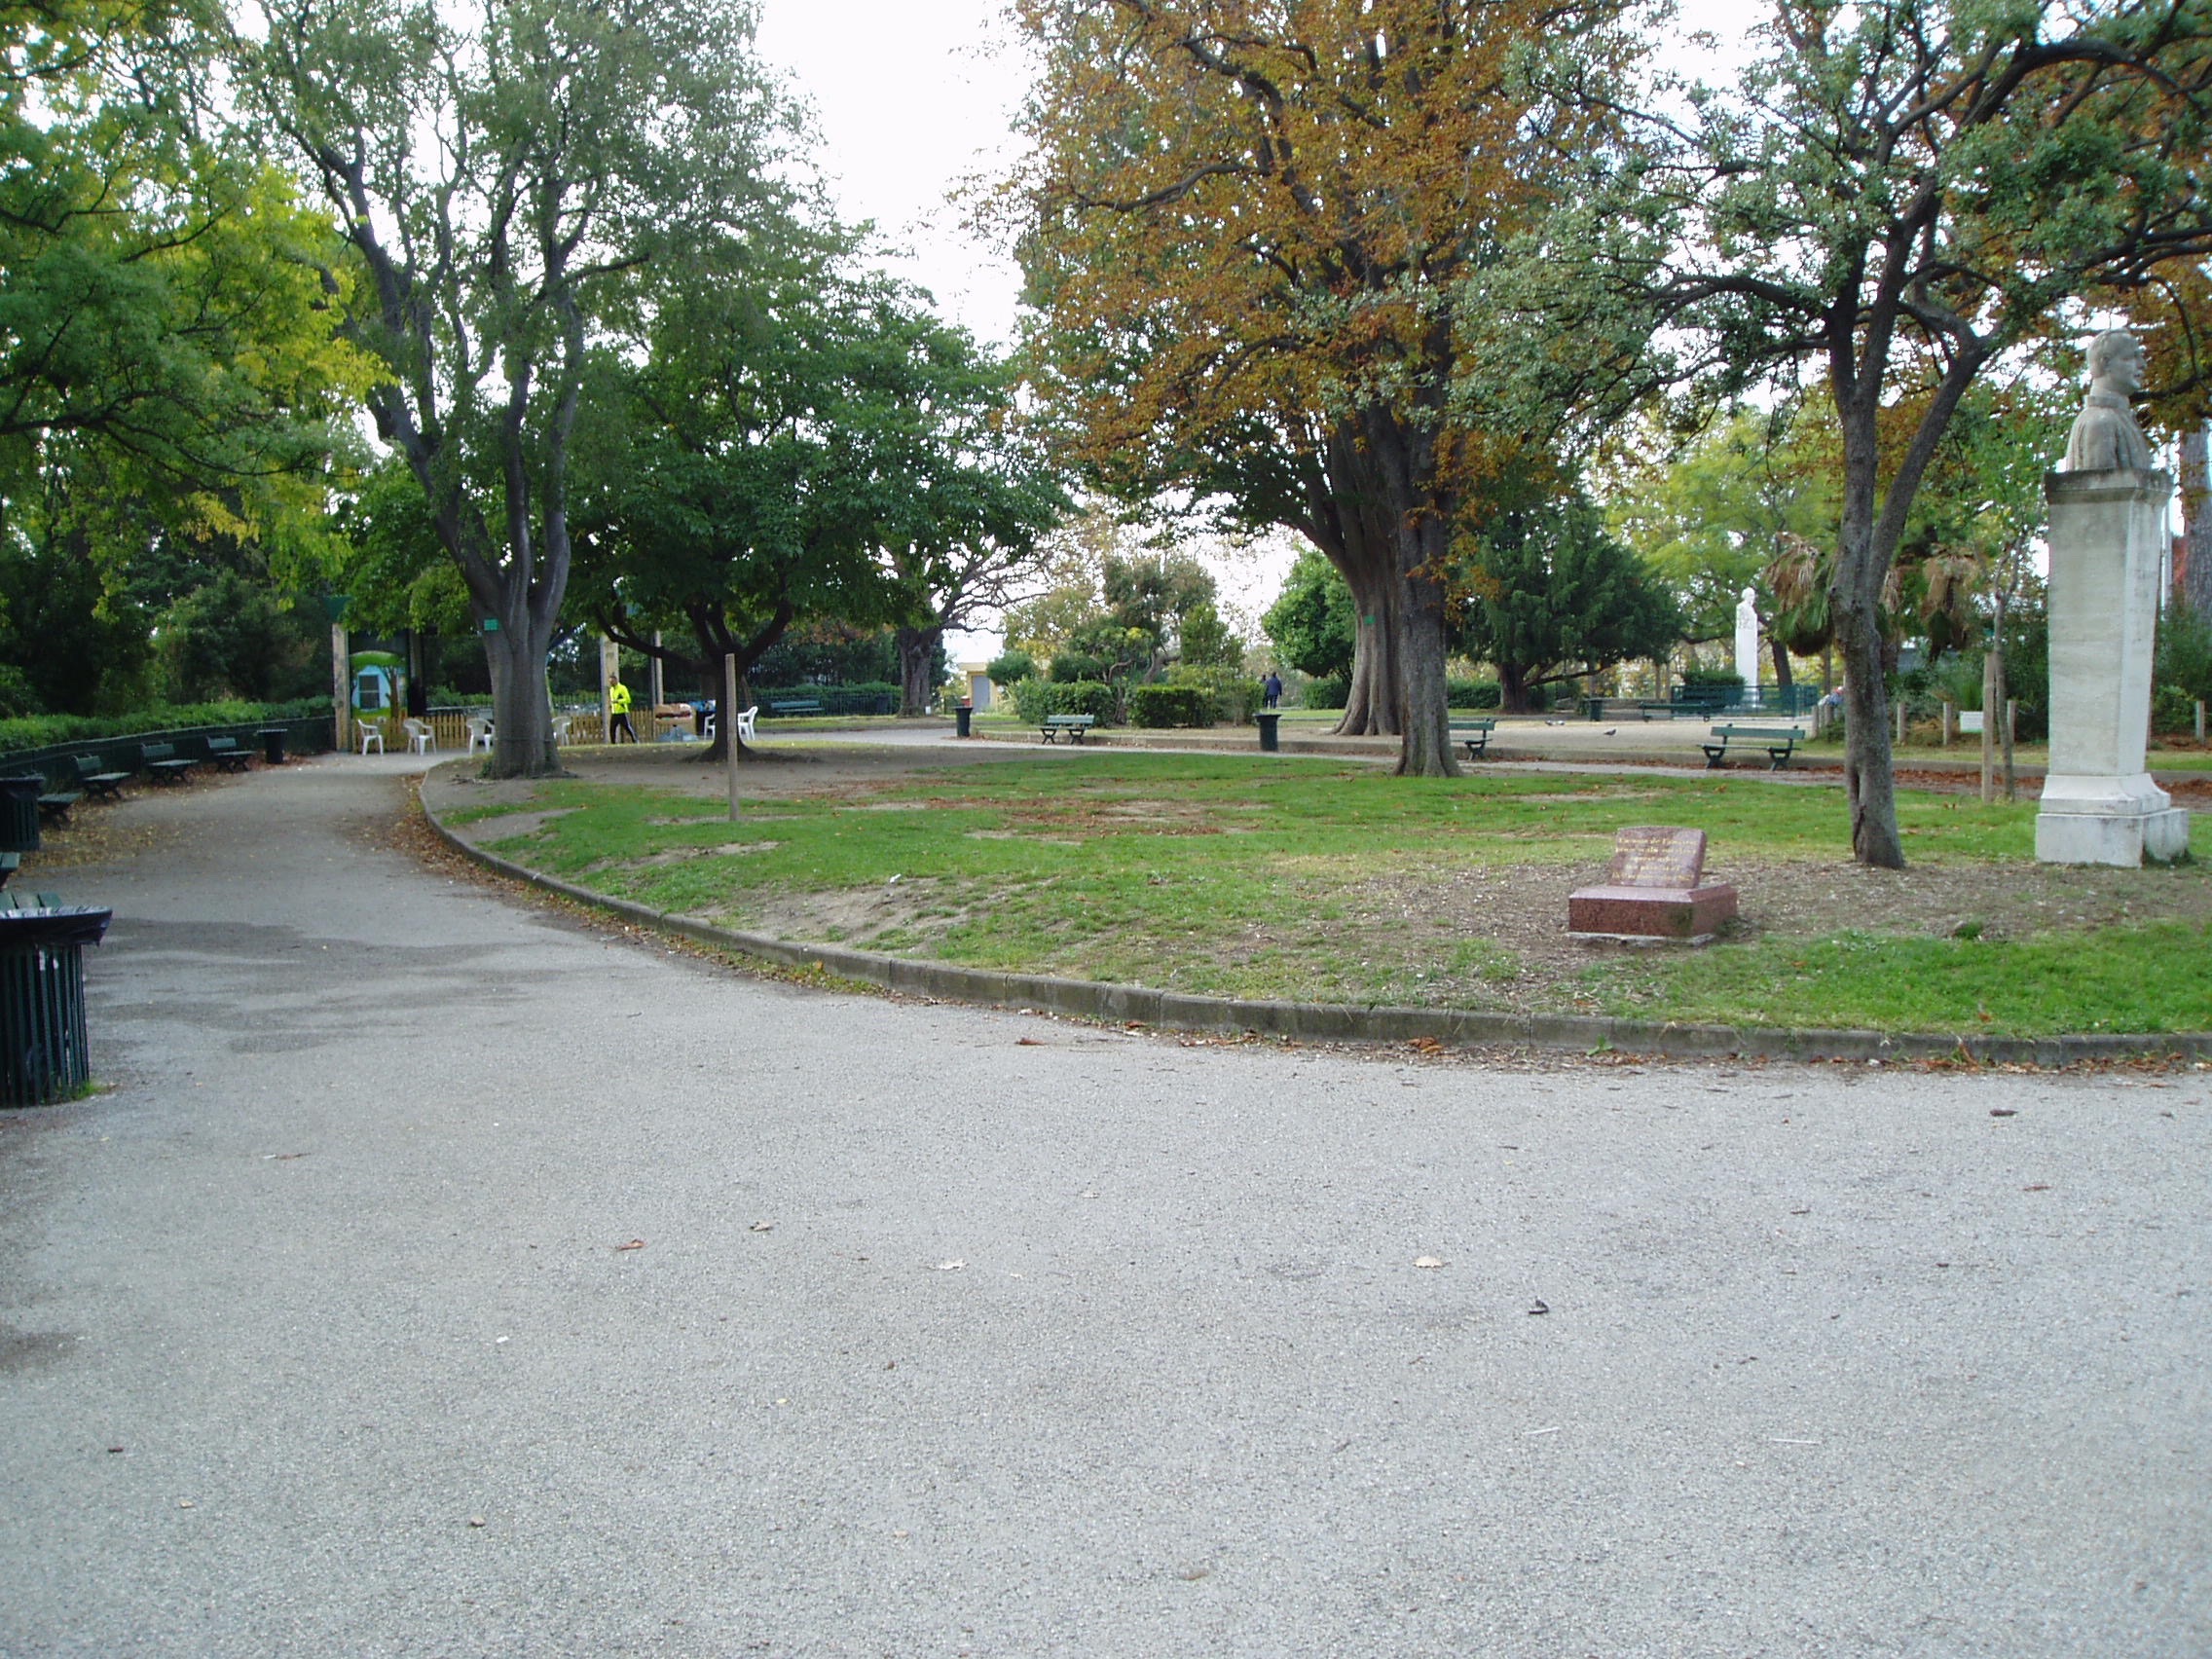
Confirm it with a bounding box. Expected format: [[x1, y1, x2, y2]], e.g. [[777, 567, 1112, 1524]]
[[3, 754, 2207, 1656]]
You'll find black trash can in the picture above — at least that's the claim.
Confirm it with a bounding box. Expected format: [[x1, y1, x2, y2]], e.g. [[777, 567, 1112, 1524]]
[[1585, 696, 1605, 721], [0, 775, 42, 855], [0, 904, 111, 1105], [257, 726, 289, 765], [956, 704, 973, 738], [1256, 712, 1280, 752]]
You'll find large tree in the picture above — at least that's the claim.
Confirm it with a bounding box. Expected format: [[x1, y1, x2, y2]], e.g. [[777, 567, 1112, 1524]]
[[1558, 0, 2212, 865], [1, 0, 368, 711], [1455, 485, 1680, 712], [1010, 0, 1640, 775], [251, 0, 797, 776]]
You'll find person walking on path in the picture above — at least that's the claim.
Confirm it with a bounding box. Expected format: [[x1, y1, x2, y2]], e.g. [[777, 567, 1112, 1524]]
[[608, 677, 637, 742], [1263, 671, 1283, 710]]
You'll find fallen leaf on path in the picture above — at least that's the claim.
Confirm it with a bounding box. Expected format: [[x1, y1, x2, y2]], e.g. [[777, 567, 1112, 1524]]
[[749, 1221, 774, 1233], [614, 1239, 645, 1252], [934, 1260, 966, 1272], [1414, 1256, 1445, 1270], [1990, 1108, 2018, 1118], [1528, 1299, 1550, 1315]]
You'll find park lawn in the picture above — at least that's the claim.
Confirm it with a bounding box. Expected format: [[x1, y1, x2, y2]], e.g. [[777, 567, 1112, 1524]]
[[463, 751, 2212, 1037]]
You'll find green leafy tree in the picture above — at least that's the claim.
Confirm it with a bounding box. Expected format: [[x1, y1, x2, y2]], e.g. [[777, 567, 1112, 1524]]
[[1558, 0, 2212, 865], [251, 0, 798, 775], [1453, 487, 1680, 713], [1606, 404, 1838, 682], [1262, 548, 1358, 682], [577, 264, 995, 755]]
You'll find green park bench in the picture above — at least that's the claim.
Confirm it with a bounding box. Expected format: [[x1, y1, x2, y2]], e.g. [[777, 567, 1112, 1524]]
[[138, 742, 199, 785], [37, 784, 82, 825], [767, 699, 825, 718], [203, 736, 253, 772], [1452, 718, 1497, 759], [70, 756, 130, 802], [1703, 724, 1803, 770], [1040, 714, 1097, 743]]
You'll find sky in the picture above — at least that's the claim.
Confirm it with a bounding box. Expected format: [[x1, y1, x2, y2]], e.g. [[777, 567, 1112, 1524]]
[[747, 1, 1783, 657]]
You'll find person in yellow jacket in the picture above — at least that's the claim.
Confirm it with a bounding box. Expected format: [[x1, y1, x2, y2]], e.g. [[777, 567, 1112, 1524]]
[[608, 677, 637, 742]]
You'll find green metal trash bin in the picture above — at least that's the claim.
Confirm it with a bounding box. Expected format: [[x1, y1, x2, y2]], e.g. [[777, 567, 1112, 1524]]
[[0, 904, 111, 1105], [0, 774, 41, 854]]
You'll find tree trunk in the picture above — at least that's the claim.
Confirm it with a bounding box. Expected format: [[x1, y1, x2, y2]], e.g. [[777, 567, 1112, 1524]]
[[1339, 560, 1401, 736], [1498, 661, 1532, 714], [897, 623, 943, 718], [481, 617, 559, 777], [1363, 409, 1458, 778], [2183, 424, 2212, 617], [1318, 423, 1403, 738], [1769, 637, 1793, 693], [1831, 545, 1903, 867]]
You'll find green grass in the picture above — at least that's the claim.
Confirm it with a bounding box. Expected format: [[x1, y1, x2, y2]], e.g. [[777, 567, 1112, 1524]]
[[1583, 921, 2212, 1036], [464, 752, 2212, 1037]]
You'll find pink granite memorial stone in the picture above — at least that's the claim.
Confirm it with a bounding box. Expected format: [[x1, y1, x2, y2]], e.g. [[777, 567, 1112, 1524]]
[[1567, 827, 1738, 943]]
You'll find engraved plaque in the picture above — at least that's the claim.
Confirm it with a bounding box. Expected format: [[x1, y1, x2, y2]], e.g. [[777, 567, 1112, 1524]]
[[1606, 827, 1706, 891]]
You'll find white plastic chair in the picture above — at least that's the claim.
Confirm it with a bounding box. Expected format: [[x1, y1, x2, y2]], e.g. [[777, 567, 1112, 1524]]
[[465, 718, 494, 754], [735, 705, 758, 745], [548, 715, 571, 747], [356, 719, 385, 755], [402, 718, 434, 755]]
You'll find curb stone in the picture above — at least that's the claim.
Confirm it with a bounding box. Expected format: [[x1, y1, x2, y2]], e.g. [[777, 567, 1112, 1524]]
[[423, 799, 2212, 1068]]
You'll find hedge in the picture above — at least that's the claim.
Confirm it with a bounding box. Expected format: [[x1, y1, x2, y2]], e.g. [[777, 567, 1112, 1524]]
[[1012, 678, 1119, 723], [0, 697, 333, 756], [1127, 684, 1211, 727]]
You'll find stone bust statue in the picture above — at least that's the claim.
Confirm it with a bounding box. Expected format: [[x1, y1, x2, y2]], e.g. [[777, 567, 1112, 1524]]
[[2061, 329, 2156, 472]]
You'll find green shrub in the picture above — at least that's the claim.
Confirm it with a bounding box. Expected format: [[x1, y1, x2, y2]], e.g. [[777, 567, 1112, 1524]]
[[1302, 674, 1349, 710], [2153, 682, 2197, 736], [1046, 680, 1120, 723], [986, 649, 1037, 685], [0, 697, 333, 756], [1128, 684, 1210, 727], [1166, 665, 1259, 723], [2157, 603, 2212, 704], [1014, 678, 1120, 723], [1447, 678, 1502, 710]]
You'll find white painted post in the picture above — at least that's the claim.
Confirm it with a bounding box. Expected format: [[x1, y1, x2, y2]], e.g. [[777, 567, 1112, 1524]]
[[1895, 698, 1907, 747], [724, 653, 741, 821], [598, 637, 617, 743]]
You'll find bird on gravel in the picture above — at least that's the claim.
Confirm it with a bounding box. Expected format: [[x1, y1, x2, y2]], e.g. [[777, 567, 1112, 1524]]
[[1604, 727, 1618, 736]]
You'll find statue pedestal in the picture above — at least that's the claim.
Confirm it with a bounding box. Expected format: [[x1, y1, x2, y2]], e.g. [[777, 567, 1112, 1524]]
[[2036, 468, 2191, 866]]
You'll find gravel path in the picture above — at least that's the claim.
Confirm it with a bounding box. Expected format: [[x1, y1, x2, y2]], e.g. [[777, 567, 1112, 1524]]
[[2, 752, 2206, 1656]]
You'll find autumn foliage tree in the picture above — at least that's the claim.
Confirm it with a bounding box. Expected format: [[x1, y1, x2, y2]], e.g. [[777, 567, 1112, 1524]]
[[1009, 0, 1639, 774]]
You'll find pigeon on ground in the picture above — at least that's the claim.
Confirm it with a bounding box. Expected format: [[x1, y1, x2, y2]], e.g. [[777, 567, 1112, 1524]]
[[1604, 727, 1617, 736]]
